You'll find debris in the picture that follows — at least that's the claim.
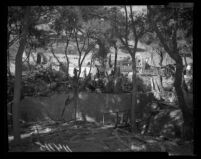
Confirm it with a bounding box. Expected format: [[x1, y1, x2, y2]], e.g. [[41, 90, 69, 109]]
[[130, 143, 146, 151], [8, 120, 193, 154], [35, 142, 72, 152], [64, 145, 72, 152]]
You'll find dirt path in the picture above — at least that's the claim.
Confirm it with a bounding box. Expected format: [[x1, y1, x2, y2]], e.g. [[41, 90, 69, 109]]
[[8, 120, 194, 155]]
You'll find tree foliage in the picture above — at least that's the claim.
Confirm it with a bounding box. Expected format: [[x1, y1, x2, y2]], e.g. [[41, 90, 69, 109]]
[[147, 4, 193, 140]]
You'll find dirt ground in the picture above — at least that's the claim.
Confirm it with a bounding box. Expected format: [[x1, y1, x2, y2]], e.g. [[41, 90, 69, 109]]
[[8, 120, 194, 155]]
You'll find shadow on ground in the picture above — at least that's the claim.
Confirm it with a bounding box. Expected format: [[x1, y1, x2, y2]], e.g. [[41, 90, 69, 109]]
[[8, 119, 194, 155]]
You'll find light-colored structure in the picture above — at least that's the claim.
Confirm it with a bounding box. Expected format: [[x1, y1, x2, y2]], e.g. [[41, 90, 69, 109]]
[[9, 40, 192, 77]]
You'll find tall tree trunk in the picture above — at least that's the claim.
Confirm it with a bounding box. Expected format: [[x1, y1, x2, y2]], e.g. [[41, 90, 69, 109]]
[[73, 69, 79, 122], [131, 57, 137, 132], [174, 57, 193, 139], [66, 56, 69, 76], [74, 82, 78, 122], [12, 6, 30, 144], [64, 38, 70, 77], [114, 44, 118, 74]]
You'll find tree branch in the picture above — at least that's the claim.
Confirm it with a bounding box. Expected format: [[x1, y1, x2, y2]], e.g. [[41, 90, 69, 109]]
[[22, 47, 32, 63], [129, 6, 138, 56], [80, 42, 95, 67], [9, 36, 20, 48], [118, 35, 133, 55], [64, 29, 72, 67], [124, 6, 129, 46], [74, 30, 82, 74], [50, 39, 65, 70], [172, 9, 178, 54], [80, 36, 87, 53], [129, 6, 137, 40], [147, 6, 178, 61], [116, 7, 133, 56], [75, 29, 81, 56]]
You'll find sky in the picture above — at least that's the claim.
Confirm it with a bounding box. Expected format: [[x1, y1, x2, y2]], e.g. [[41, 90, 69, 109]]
[[120, 5, 147, 14], [129, 6, 147, 13]]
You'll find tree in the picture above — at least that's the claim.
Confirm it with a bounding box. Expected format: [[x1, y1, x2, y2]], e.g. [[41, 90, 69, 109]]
[[36, 6, 106, 121], [8, 6, 55, 73], [8, 6, 55, 144], [57, 7, 98, 120], [8, 7, 24, 76], [79, 6, 120, 75], [11, 6, 30, 144], [49, 6, 78, 76], [82, 18, 111, 74], [71, 29, 95, 120], [112, 6, 147, 132], [147, 5, 193, 139], [107, 7, 120, 74]]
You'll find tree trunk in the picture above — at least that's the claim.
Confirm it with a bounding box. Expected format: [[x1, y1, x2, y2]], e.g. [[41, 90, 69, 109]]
[[73, 69, 79, 122], [131, 57, 137, 132], [174, 57, 193, 139], [66, 56, 69, 76], [74, 80, 78, 122], [12, 7, 30, 144], [114, 44, 118, 74], [147, 5, 193, 140]]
